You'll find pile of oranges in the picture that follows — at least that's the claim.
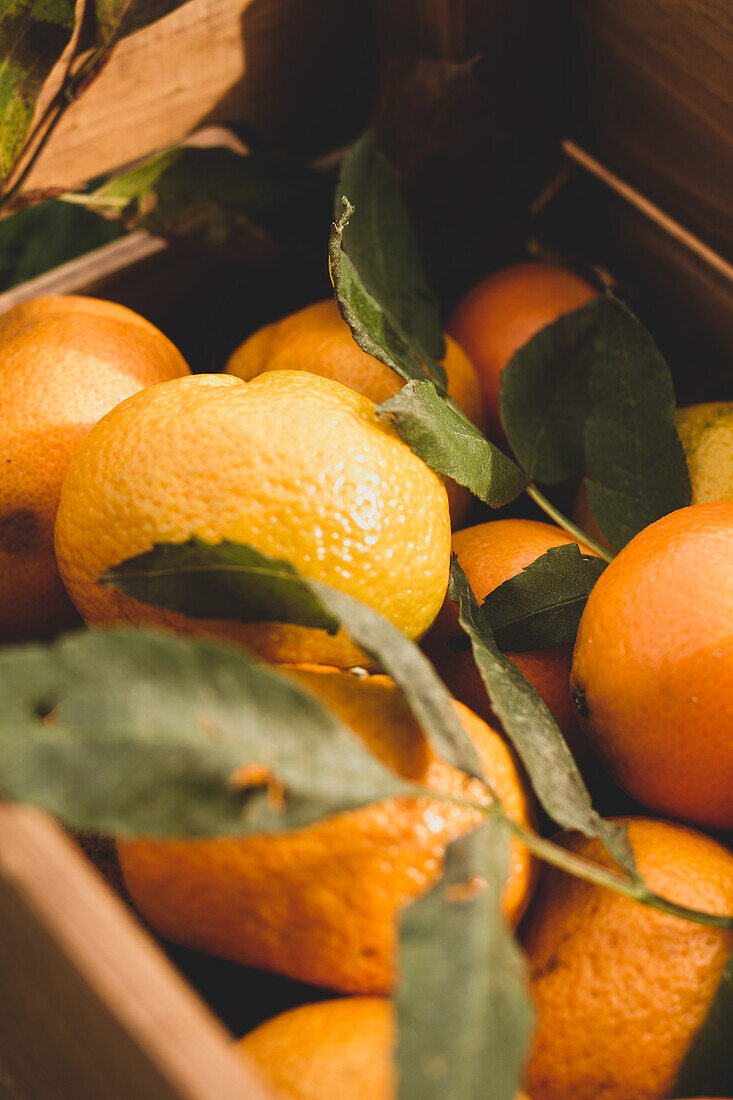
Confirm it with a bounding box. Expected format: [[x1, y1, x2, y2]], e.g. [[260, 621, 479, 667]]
[[1, 262, 732, 1100]]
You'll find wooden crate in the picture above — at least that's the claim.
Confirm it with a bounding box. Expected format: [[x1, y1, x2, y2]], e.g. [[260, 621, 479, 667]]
[[1, 3, 731, 1098]]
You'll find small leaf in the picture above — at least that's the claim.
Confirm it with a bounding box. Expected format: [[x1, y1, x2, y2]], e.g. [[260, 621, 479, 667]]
[[499, 295, 599, 483], [102, 540, 486, 783], [91, 0, 195, 46], [0, 0, 76, 184], [448, 559, 637, 877], [583, 295, 691, 549], [69, 146, 330, 256], [330, 131, 447, 391], [0, 629, 418, 837], [482, 544, 607, 651], [670, 950, 733, 1098], [378, 380, 528, 509], [397, 820, 533, 1100], [102, 539, 340, 634]]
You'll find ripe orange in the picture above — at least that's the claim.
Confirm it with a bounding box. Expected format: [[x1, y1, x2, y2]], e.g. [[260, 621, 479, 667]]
[[574, 401, 733, 553], [225, 298, 486, 526], [0, 295, 189, 641], [424, 519, 597, 765], [54, 371, 451, 668], [117, 666, 535, 994], [522, 817, 733, 1100], [570, 502, 733, 829], [448, 262, 597, 441], [238, 997, 533, 1099]]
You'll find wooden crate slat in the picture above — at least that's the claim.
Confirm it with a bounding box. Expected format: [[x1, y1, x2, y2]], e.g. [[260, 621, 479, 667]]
[[0, 805, 273, 1100]]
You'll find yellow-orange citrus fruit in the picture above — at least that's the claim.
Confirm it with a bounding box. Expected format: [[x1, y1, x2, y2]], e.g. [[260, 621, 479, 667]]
[[570, 502, 733, 829], [225, 298, 486, 526], [574, 401, 733, 553], [448, 262, 597, 441], [54, 371, 451, 668], [117, 666, 534, 994], [0, 295, 189, 641], [424, 519, 597, 764], [522, 817, 733, 1100], [238, 997, 533, 1100]]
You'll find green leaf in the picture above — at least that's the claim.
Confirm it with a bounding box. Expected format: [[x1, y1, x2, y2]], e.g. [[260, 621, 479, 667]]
[[0, 629, 418, 837], [102, 539, 486, 784], [329, 130, 447, 391], [448, 559, 637, 877], [67, 146, 330, 255], [397, 820, 533, 1100], [91, 0, 194, 46], [378, 380, 528, 509], [499, 293, 691, 549], [482, 544, 607, 651], [583, 295, 691, 550], [0, 0, 76, 184], [102, 539, 340, 634], [671, 950, 733, 1098]]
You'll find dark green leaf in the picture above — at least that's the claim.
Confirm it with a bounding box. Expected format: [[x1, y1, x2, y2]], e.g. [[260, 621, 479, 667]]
[[671, 951, 733, 1098], [330, 131, 447, 391], [583, 295, 691, 549], [70, 146, 330, 256], [102, 539, 340, 634], [102, 540, 486, 783], [378, 380, 528, 508], [0, 197, 122, 291], [92, 0, 194, 46], [0, 629, 418, 836], [448, 559, 637, 877], [482, 544, 607, 651], [0, 0, 76, 184], [499, 295, 599, 483], [397, 820, 533, 1100]]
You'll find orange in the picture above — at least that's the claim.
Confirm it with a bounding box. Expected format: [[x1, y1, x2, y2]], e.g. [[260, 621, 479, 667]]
[[424, 519, 597, 765], [238, 997, 532, 1099], [117, 666, 535, 994], [570, 502, 733, 829], [0, 295, 189, 641], [448, 262, 597, 441], [54, 370, 451, 668], [225, 298, 486, 526], [522, 816, 733, 1100], [574, 401, 733, 553]]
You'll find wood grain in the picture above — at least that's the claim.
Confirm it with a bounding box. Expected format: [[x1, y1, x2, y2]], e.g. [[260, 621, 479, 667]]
[[23, 0, 374, 193], [0, 805, 273, 1100], [567, 0, 733, 260]]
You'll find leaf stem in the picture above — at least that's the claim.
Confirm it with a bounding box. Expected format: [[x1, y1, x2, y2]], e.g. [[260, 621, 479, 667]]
[[526, 483, 613, 562]]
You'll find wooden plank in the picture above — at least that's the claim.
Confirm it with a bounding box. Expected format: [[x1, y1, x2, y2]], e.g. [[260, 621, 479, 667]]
[[566, 0, 733, 260], [22, 0, 373, 194], [0, 805, 273, 1100]]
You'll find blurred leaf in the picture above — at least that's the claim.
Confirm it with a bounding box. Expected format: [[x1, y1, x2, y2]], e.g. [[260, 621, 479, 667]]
[[102, 539, 486, 783], [671, 951, 733, 1097], [448, 559, 637, 877], [68, 145, 331, 256], [330, 130, 447, 391], [0, 196, 121, 291], [0, 629, 418, 836], [0, 0, 76, 184], [92, 0, 195, 46], [499, 296, 599, 483], [482, 544, 607, 651], [397, 820, 532, 1100], [378, 379, 527, 508], [583, 295, 691, 550]]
